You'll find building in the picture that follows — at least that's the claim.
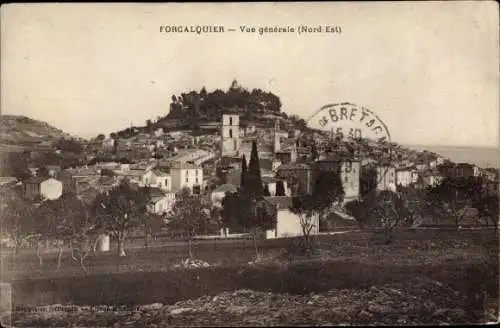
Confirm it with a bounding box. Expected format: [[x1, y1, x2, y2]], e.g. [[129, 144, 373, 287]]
[[396, 167, 418, 187], [152, 169, 172, 192], [0, 177, 17, 187], [23, 177, 63, 201], [45, 165, 62, 178], [211, 183, 238, 208], [314, 159, 361, 202], [455, 163, 475, 178], [147, 191, 176, 215], [169, 162, 203, 194], [164, 149, 215, 166], [220, 114, 240, 157], [276, 163, 314, 196], [418, 171, 443, 188], [377, 165, 397, 191], [121, 169, 157, 187], [264, 196, 319, 239]]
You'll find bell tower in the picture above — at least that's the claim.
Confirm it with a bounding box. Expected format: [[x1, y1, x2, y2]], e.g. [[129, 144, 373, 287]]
[[221, 114, 240, 156], [273, 119, 281, 153]]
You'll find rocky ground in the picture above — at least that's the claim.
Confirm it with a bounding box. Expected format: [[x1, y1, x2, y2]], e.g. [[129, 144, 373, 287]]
[[12, 276, 498, 327]]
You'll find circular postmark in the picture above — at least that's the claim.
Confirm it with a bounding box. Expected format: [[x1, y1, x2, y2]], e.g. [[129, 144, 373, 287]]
[[303, 102, 395, 197]]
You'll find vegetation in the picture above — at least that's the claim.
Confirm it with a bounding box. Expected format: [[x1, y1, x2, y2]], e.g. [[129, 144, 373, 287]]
[[290, 170, 345, 251], [166, 188, 212, 259], [91, 180, 150, 258]]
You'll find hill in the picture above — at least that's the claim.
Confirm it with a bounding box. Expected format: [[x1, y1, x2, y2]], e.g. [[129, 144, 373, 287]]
[[112, 80, 291, 139], [0, 115, 72, 151]]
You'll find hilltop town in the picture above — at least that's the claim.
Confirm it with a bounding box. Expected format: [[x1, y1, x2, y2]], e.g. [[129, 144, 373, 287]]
[[1, 81, 499, 244]]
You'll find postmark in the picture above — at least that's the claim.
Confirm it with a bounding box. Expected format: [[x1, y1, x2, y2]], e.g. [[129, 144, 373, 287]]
[[304, 102, 394, 194]]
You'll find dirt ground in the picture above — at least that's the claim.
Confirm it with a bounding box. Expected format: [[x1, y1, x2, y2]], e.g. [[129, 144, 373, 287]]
[[7, 229, 500, 326]]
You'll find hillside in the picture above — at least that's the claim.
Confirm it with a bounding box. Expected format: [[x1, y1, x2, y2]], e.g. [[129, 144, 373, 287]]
[[0, 115, 71, 151], [113, 80, 290, 139]]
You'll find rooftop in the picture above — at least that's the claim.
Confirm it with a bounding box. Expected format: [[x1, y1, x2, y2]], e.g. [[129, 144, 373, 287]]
[[213, 183, 238, 194], [277, 163, 312, 171], [263, 196, 293, 210]]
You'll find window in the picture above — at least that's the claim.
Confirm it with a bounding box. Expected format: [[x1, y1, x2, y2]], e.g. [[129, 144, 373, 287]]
[[229, 129, 233, 138], [185, 177, 188, 183], [229, 117, 233, 125], [196, 178, 199, 183]]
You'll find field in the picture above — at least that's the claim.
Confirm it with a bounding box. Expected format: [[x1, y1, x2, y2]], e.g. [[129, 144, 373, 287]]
[[2, 228, 499, 326]]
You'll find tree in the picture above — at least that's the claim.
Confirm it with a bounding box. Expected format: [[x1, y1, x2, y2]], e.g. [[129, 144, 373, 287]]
[[246, 140, 264, 197], [167, 187, 211, 259], [7, 152, 32, 181], [475, 194, 499, 229], [275, 180, 286, 196], [91, 180, 150, 257], [424, 177, 474, 228], [35, 194, 90, 272], [100, 168, 115, 177], [311, 170, 345, 220], [55, 138, 83, 154], [240, 154, 248, 189], [311, 143, 319, 162], [0, 192, 36, 265], [222, 188, 276, 257], [345, 197, 374, 229], [289, 194, 318, 252], [143, 213, 164, 248], [37, 166, 51, 178]]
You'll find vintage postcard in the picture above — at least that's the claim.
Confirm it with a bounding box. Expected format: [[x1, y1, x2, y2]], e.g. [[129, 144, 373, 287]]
[[0, 2, 499, 327]]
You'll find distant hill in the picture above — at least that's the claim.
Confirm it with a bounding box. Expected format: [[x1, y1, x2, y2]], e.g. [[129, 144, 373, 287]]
[[405, 144, 500, 169], [0, 115, 72, 151]]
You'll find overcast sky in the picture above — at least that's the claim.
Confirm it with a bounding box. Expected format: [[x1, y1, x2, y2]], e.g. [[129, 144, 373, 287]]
[[1, 2, 498, 147]]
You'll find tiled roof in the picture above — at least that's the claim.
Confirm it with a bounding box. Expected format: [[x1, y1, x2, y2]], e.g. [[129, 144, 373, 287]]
[[277, 163, 312, 170], [262, 176, 278, 184], [169, 162, 201, 170], [152, 169, 170, 177], [213, 183, 238, 194], [24, 176, 51, 184], [263, 196, 293, 210]]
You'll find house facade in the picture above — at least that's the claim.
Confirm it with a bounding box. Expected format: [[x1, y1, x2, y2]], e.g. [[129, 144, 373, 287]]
[[276, 163, 314, 196], [147, 192, 176, 215], [24, 177, 63, 201], [314, 159, 361, 202], [264, 196, 320, 239], [377, 165, 397, 191], [169, 162, 204, 194], [396, 168, 418, 187]]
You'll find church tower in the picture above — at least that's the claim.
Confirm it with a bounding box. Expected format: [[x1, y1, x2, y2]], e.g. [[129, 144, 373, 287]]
[[273, 119, 281, 153], [221, 114, 240, 156]]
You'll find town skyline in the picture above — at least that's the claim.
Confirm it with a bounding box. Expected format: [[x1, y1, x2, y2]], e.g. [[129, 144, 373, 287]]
[[1, 2, 498, 148]]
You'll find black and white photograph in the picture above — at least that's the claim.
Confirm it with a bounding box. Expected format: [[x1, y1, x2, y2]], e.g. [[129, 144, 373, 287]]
[[0, 2, 499, 327]]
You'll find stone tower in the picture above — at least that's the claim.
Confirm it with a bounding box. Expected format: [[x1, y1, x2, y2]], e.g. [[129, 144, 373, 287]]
[[221, 114, 240, 156], [273, 119, 281, 153]]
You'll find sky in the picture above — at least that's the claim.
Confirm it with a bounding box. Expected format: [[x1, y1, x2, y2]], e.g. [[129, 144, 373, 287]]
[[1, 2, 499, 148]]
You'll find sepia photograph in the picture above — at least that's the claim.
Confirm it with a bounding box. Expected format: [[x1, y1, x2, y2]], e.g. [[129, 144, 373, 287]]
[[0, 2, 499, 327]]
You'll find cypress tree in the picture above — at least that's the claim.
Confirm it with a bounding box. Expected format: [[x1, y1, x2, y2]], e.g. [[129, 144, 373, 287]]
[[247, 140, 264, 197], [241, 154, 248, 189]]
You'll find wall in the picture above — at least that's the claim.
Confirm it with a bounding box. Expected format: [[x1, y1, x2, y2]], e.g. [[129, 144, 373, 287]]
[[266, 210, 319, 239], [377, 167, 396, 192], [171, 168, 203, 193], [40, 179, 63, 200]]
